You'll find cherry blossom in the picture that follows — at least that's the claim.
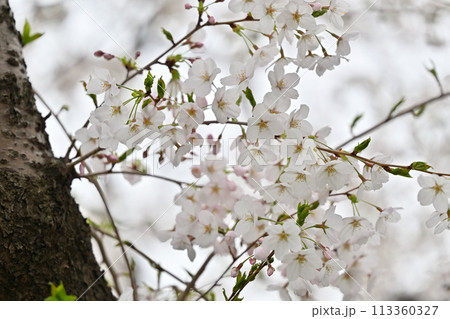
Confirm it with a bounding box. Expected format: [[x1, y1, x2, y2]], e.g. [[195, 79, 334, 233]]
[[417, 175, 450, 213], [211, 87, 241, 123], [183, 58, 220, 97], [261, 220, 302, 259]]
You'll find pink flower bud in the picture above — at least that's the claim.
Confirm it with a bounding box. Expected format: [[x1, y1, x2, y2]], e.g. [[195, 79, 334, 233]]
[[207, 134, 214, 145], [191, 165, 202, 178], [103, 53, 115, 60], [135, 51, 141, 59], [94, 50, 104, 57], [249, 258, 256, 265], [106, 154, 119, 163], [233, 165, 246, 177], [267, 265, 275, 276], [79, 162, 85, 175], [191, 42, 204, 49], [185, 3, 192, 9], [208, 15, 216, 24], [310, 2, 323, 11], [231, 267, 239, 278]]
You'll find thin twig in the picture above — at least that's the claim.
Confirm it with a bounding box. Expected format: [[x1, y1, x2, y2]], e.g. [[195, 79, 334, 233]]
[[79, 170, 192, 188], [34, 90, 73, 144], [228, 251, 274, 301], [195, 241, 257, 301], [317, 147, 450, 177], [178, 252, 215, 301], [203, 120, 248, 126], [90, 230, 122, 296], [67, 147, 103, 169], [336, 92, 450, 149], [88, 176, 138, 300], [92, 225, 209, 300], [122, 16, 257, 85]]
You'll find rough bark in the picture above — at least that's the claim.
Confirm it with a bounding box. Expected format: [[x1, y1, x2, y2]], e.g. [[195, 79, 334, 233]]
[[0, 0, 114, 300]]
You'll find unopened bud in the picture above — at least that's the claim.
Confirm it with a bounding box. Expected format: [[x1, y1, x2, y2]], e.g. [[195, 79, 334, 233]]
[[208, 15, 216, 24], [185, 3, 192, 9], [231, 267, 239, 278], [310, 2, 323, 11], [267, 264, 275, 276], [249, 258, 256, 265], [103, 53, 115, 60], [94, 50, 104, 57]]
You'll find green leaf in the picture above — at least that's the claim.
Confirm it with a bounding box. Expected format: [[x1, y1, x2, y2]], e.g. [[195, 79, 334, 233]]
[[352, 137, 371, 154], [413, 104, 426, 117], [222, 288, 229, 301], [297, 203, 310, 227], [243, 87, 256, 108], [350, 113, 363, 133], [157, 77, 166, 99], [411, 161, 432, 171], [425, 60, 442, 90], [187, 92, 194, 103], [118, 147, 135, 162], [312, 9, 327, 17], [161, 28, 174, 43], [22, 19, 44, 46], [171, 69, 180, 80], [45, 282, 77, 301], [144, 71, 155, 93], [388, 168, 412, 178], [388, 97, 405, 118]]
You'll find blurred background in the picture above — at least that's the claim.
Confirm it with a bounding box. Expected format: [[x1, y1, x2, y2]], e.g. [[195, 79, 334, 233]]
[[9, 0, 450, 300]]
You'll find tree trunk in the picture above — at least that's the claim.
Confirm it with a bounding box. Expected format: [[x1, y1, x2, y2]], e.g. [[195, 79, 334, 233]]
[[0, 0, 114, 300]]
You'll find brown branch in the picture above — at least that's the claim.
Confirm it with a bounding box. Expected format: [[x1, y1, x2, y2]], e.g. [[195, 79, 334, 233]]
[[336, 92, 450, 149], [203, 120, 248, 126], [317, 146, 450, 177], [178, 252, 215, 301], [228, 251, 275, 301], [79, 170, 192, 188], [122, 16, 257, 85], [195, 241, 258, 301], [67, 147, 103, 169], [90, 230, 122, 296], [87, 175, 138, 300], [34, 90, 73, 144]]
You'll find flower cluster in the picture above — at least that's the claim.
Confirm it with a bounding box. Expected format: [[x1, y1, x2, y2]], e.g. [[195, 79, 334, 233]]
[[73, 0, 450, 300]]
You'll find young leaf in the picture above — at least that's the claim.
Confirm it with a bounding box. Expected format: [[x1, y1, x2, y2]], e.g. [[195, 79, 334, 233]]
[[297, 203, 310, 227], [388, 97, 405, 118], [157, 77, 166, 99], [243, 87, 256, 108], [22, 19, 44, 47], [144, 71, 155, 93], [413, 104, 426, 117], [350, 113, 363, 133], [161, 28, 174, 43], [44, 282, 77, 301], [118, 147, 135, 162], [352, 137, 371, 154], [411, 161, 432, 171], [388, 168, 412, 178], [312, 9, 327, 17]]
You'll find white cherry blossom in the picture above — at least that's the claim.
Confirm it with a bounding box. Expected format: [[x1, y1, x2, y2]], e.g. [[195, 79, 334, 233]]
[[417, 175, 450, 213], [183, 58, 220, 97]]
